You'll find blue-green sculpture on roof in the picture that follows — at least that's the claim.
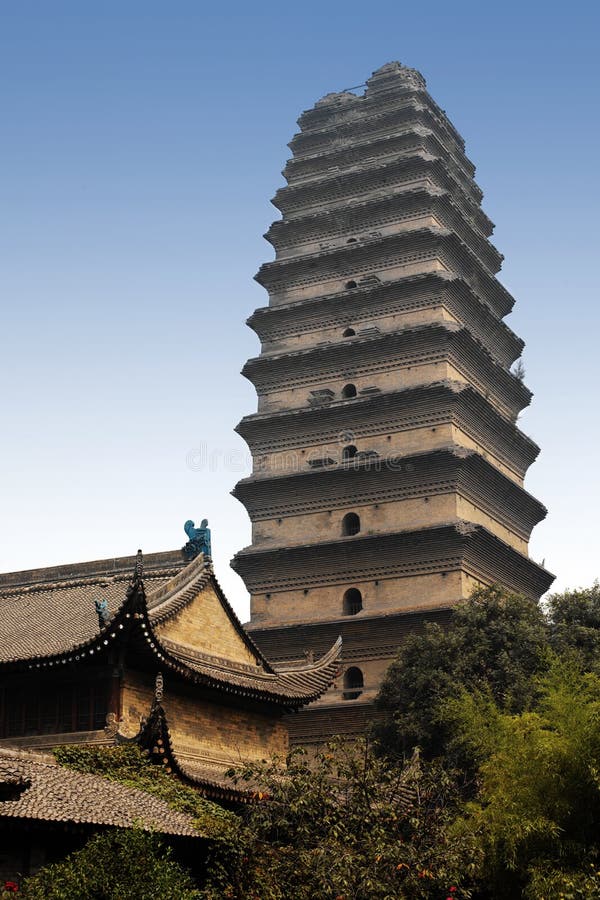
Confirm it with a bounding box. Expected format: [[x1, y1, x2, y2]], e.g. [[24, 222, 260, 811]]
[[95, 597, 110, 628], [183, 519, 212, 561]]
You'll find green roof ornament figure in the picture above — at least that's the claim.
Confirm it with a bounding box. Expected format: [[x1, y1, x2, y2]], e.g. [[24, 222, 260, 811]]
[[94, 597, 110, 628], [183, 519, 212, 561]]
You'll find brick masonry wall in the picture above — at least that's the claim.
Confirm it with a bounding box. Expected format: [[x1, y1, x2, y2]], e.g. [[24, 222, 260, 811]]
[[251, 570, 466, 625], [252, 493, 526, 554], [120, 669, 288, 766], [262, 304, 455, 354], [156, 582, 258, 667]]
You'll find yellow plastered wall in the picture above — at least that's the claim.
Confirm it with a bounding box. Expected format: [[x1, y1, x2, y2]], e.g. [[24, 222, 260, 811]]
[[156, 582, 258, 667], [120, 670, 156, 738], [165, 691, 288, 765]]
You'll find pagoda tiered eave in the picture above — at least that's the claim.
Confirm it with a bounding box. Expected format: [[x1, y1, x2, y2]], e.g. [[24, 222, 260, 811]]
[[246, 606, 454, 664], [232, 522, 554, 600], [273, 155, 489, 234], [242, 322, 530, 420], [236, 381, 539, 480], [284, 123, 475, 188], [257, 227, 514, 319], [233, 61, 552, 741], [232, 446, 547, 541], [248, 272, 524, 367], [283, 134, 480, 218], [290, 87, 468, 166], [267, 187, 502, 272]]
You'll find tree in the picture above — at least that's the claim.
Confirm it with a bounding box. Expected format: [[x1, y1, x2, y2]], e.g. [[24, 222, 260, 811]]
[[546, 581, 600, 671], [21, 829, 201, 900], [374, 586, 549, 761], [446, 660, 600, 899], [199, 741, 478, 900]]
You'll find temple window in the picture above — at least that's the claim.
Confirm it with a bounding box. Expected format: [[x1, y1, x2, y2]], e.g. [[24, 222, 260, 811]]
[[343, 666, 364, 700], [345, 280, 357, 289], [342, 445, 358, 461], [0, 680, 110, 739], [342, 383, 357, 399], [342, 512, 361, 536], [343, 588, 363, 615], [342, 327, 356, 337]]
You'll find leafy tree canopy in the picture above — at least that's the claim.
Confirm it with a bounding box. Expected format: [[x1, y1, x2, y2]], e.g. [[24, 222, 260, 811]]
[[546, 581, 600, 671], [199, 741, 478, 900], [374, 585, 549, 761], [446, 660, 600, 899]]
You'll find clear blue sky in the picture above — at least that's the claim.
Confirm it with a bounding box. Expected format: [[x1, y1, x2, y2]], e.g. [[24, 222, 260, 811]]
[[1, 1, 598, 618]]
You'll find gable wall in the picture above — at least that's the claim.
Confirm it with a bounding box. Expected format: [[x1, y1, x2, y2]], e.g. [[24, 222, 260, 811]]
[[120, 669, 288, 767], [155, 582, 258, 666]]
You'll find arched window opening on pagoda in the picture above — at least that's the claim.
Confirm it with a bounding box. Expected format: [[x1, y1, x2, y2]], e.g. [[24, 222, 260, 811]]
[[343, 327, 356, 337], [343, 588, 363, 615], [345, 280, 358, 289], [342, 383, 357, 399], [343, 667, 364, 700], [342, 445, 358, 461], [342, 512, 361, 536], [347, 238, 357, 244]]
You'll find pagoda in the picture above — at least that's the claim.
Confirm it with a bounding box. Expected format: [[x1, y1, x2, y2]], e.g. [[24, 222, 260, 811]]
[[232, 62, 554, 745]]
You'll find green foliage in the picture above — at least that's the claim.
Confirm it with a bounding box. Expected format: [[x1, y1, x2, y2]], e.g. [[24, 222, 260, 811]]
[[199, 740, 478, 900], [373, 581, 600, 894], [447, 660, 600, 898], [525, 863, 600, 899], [38, 582, 600, 898], [546, 581, 600, 671], [374, 585, 549, 760], [53, 743, 237, 837], [20, 829, 200, 900]]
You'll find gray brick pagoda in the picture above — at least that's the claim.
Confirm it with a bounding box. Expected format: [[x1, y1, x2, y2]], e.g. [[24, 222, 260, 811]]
[[232, 61, 553, 745]]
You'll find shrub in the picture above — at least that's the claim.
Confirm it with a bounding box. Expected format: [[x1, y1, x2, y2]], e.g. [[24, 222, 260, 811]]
[[21, 829, 200, 900]]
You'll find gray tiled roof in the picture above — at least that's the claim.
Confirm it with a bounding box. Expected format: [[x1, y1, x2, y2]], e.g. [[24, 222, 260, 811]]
[[0, 549, 342, 706], [0, 551, 184, 664], [0, 748, 201, 837], [161, 632, 342, 703], [142, 555, 343, 704]]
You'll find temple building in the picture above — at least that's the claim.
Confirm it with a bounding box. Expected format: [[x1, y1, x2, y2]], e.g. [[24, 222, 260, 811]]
[[0, 540, 341, 802], [232, 61, 554, 745]]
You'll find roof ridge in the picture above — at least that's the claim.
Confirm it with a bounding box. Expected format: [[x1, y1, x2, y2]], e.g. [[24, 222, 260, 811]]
[[146, 555, 212, 624], [0, 550, 185, 590], [274, 635, 343, 673], [132, 576, 342, 706]]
